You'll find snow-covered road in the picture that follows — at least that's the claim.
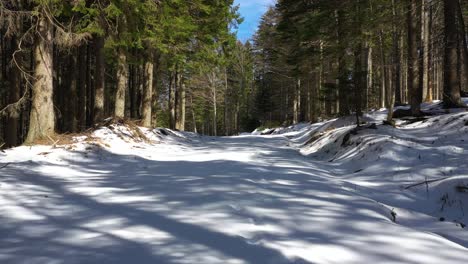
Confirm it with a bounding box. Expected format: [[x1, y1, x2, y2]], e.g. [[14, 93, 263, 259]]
[[1, 124, 468, 263]]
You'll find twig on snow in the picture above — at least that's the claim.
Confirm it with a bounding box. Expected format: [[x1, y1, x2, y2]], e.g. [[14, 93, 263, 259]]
[[404, 176, 452, 190]]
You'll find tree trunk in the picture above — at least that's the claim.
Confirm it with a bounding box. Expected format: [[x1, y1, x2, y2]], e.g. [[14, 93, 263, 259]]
[[142, 59, 154, 127], [224, 67, 229, 135], [175, 71, 184, 130], [93, 36, 105, 123], [457, 0, 468, 94], [25, 13, 55, 143], [115, 48, 128, 118], [5, 36, 20, 147], [293, 79, 300, 124], [366, 45, 373, 109], [169, 72, 176, 129], [319, 40, 325, 117], [443, 0, 462, 107], [407, 0, 423, 116], [379, 30, 387, 109], [388, 0, 400, 124], [69, 50, 78, 132], [77, 45, 87, 128], [422, 0, 431, 102], [212, 72, 217, 136], [179, 82, 186, 131], [354, 47, 363, 125], [190, 94, 197, 133], [336, 10, 348, 115]]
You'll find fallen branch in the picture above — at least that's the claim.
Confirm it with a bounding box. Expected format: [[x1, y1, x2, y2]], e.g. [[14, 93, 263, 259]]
[[456, 185, 468, 193], [404, 176, 451, 190], [47, 135, 60, 147]]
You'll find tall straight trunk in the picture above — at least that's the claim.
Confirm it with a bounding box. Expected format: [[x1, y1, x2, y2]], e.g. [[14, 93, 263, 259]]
[[378, 30, 387, 109], [69, 51, 78, 132], [175, 71, 184, 130], [224, 67, 229, 135], [388, 0, 400, 123], [77, 45, 87, 127], [319, 40, 325, 116], [354, 49, 363, 126], [293, 79, 300, 124], [427, 4, 434, 101], [422, 0, 431, 101], [5, 36, 20, 147], [151, 55, 159, 127], [86, 43, 93, 126], [129, 65, 138, 118], [212, 73, 217, 136], [142, 59, 154, 127], [25, 13, 55, 143], [93, 36, 105, 123], [354, 0, 363, 125], [443, 0, 462, 107], [457, 0, 468, 94], [336, 10, 348, 115], [306, 78, 311, 121], [114, 48, 128, 118], [190, 94, 197, 133], [400, 33, 407, 103], [169, 72, 176, 130], [407, 0, 423, 116], [366, 45, 373, 109], [178, 82, 186, 131]]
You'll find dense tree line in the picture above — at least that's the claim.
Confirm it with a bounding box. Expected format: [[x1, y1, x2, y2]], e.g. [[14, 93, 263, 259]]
[[1, 0, 467, 148], [252, 0, 468, 127], [0, 0, 257, 147]]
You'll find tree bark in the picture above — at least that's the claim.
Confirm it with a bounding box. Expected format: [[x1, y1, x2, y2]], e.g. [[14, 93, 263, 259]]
[[93, 36, 105, 123], [175, 71, 184, 130], [25, 13, 55, 143], [387, 0, 400, 124], [142, 59, 154, 127], [407, 0, 423, 116], [422, 0, 431, 102], [114, 48, 128, 118], [5, 36, 20, 147], [212, 72, 217, 136], [443, 0, 462, 107], [366, 45, 373, 109], [293, 78, 301, 124], [190, 94, 197, 133], [69, 50, 78, 132], [179, 82, 186, 131], [379, 30, 387, 109], [336, 10, 348, 115], [169, 72, 176, 130], [457, 0, 468, 94]]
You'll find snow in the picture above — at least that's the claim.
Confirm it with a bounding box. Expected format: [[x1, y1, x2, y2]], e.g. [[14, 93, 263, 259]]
[[1, 106, 468, 263]]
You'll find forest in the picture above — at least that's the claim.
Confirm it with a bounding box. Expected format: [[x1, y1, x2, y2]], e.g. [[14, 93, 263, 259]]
[[2, 1, 468, 263], [0, 0, 467, 147]]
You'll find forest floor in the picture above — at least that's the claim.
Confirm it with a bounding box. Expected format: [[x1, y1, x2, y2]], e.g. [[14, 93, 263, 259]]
[[1, 103, 468, 263]]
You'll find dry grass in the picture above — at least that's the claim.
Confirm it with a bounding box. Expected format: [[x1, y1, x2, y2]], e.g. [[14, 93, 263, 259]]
[[26, 117, 150, 147]]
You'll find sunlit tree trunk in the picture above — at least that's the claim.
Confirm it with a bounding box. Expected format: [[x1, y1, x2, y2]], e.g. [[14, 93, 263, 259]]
[[142, 59, 154, 127], [114, 48, 128, 118], [25, 13, 55, 144], [407, 0, 423, 115]]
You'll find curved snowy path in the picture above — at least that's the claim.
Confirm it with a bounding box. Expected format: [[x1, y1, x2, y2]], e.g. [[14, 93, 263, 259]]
[[1, 134, 467, 263]]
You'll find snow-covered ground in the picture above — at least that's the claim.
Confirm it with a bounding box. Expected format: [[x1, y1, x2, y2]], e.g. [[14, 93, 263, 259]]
[[1, 107, 468, 263]]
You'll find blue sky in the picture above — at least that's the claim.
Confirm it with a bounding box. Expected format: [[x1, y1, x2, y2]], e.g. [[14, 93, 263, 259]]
[[234, 0, 276, 42]]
